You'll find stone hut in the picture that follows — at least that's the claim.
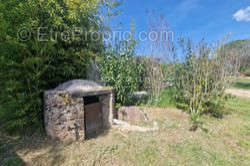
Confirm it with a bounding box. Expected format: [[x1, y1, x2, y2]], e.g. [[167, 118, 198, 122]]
[[44, 80, 114, 141]]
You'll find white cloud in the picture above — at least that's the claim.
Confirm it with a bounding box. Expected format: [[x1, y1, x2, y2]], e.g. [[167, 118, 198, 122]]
[[233, 6, 250, 22]]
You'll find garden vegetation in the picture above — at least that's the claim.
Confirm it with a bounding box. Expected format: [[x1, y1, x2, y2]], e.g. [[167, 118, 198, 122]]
[[0, 0, 119, 133], [0, 1, 249, 134]]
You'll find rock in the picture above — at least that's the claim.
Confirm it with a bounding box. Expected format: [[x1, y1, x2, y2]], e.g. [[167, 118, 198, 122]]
[[118, 106, 148, 123]]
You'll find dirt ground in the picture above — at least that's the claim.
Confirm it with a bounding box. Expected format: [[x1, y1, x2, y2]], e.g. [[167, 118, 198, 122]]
[[226, 88, 250, 98], [226, 76, 250, 98]]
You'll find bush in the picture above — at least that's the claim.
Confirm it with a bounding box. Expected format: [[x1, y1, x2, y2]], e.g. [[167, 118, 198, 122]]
[[143, 57, 165, 103], [243, 68, 250, 76], [225, 40, 250, 74], [153, 87, 177, 108], [99, 39, 144, 105], [174, 38, 239, 130]]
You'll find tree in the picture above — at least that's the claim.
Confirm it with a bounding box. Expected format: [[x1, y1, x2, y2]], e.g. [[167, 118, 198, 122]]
[[174, 38, 239, 130], [0, 0, 119, 133], [225, 40, 250, 75]]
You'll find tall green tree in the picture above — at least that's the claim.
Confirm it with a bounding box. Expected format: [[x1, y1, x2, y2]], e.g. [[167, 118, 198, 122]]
[[0, 0, 119, 133]]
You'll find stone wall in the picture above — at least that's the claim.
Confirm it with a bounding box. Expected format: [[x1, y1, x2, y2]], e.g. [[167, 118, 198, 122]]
[[44, 89, 114, 142], [44, 91, 85, 141]]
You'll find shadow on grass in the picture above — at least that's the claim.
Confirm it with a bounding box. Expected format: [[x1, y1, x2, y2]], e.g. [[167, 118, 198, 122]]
[[0, 127, 112, 166], [0, 131, 66, 166], [0, 134, 26, 166], [234, 82, 250, 90]]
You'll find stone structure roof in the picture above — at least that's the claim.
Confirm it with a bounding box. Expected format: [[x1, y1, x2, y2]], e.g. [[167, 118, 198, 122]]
[[52, 79, 112, 97]]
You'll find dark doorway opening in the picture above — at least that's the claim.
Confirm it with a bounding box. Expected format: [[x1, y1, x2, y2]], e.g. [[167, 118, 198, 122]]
[[84, 96, 104, 139]]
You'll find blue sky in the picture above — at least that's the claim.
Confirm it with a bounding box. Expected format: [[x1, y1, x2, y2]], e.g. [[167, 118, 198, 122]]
[[109, 0, 250, 53]]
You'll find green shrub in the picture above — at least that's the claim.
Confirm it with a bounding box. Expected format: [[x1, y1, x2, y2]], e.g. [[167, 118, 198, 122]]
[[99, 40, 144, 105], [232, 78, 250, 90], [153, 87, 177, 108], [243, 68, 250, 76], [173, 38, 239, 129], [99, 22, 144, 105], [0, 0, 107, 133]]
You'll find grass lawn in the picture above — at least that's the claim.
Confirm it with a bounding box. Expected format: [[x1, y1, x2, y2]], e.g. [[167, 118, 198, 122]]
[[1, 95, 250, 166], [232, 77, 250, 90], [153, 88, 177, 108]]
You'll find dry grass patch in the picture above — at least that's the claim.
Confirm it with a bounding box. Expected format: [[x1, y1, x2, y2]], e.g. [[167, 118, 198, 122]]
[[1, 98, 250, 166]]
